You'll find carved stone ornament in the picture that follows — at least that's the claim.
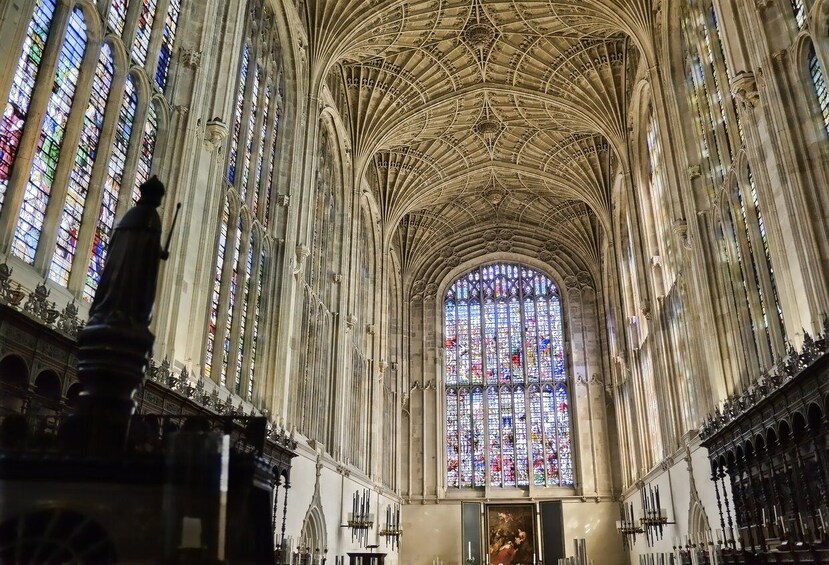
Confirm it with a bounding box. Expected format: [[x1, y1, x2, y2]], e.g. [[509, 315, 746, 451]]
[[345, 314, 358, 330], [292, 244, 311, 277], [672, 219, 692, 250], [333, 273, 343, 283], [730, 71, 760, 108], [277, 194, 290, 207], [203, 117, 229, 151], [179, 48, 202, 68], [640, 300, 652, 320], [687, 165, 701, 180]]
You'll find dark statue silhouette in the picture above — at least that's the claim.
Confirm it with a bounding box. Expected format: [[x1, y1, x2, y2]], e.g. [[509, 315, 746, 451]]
[[62, 176, 175, 453]]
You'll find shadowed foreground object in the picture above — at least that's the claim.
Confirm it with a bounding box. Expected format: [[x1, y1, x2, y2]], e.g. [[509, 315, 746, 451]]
[[61, 176, 166, 453]]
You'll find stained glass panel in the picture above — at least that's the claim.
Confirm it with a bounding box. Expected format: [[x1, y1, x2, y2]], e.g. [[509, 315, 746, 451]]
[[445, 263, 572, 489], [235, 236, 254, 393], [471, 387, 485, 486], [85, 75, 137, 300], [1, 0, 57, 210], [252, 86, 270, 216], [791, 0, 807, 29], [133, 101, 158, 203], [107, 0, 129, 36], [264, 95, 280, 226], [809, 47, 829, 136], [220, 220, 242, 387], [50, 43, 114, 286], [154, 0, 181, 91], [239, 67, 260, 203], [227, 46, 250, 184], [459, 388, 472, 487], [131, 0, 157, 67], [13, 8, 87, 264], [446, 388, 459, 488], [248, 252, 265, 399], [205, 200, 229, 380]]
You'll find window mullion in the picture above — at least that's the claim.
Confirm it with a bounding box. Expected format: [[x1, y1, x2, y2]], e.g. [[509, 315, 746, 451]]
[[0, 3, 71, 252], [35, 39, 102, 275]]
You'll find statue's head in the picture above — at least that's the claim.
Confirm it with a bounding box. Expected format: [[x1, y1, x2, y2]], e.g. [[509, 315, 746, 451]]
[[137, 176, 165, 208]]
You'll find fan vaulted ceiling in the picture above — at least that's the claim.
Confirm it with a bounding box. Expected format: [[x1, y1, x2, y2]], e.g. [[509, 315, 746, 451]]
[[303, 0, 654, 274]]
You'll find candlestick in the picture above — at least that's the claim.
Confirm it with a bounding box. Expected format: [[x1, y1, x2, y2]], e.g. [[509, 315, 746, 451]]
[[468, 541, 472, 560], [820, 509, 826, 532]]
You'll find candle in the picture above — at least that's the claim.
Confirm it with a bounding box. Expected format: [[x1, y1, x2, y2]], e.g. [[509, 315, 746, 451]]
[[820, 509, 826, 532], [468, 541, 472, 560], [762, 508, 766, 524]]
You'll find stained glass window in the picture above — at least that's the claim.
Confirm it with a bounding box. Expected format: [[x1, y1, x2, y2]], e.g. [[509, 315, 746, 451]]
[[85, 75, 137, 300], [131, 0, 158, 66], [239, 67, 260, 202], [248, 252, 265, 399], [252, 86, 270, 217], [12, 8, 87, 264], [220, 220, 242, 387], [264, 94, 280, 226], [227, 46, 250, 184], [791, 0, 807, 29], [0, 0, 57, 211], [235, 235, 254, 393], [50, 43, 115, 286], [133, 101, 158, 202], [445, 263, 573, 489], [205, 199, 229, 380], [155, 0, 181, 91], [809, 47, 829, 137], [107, 0, 129, 36]]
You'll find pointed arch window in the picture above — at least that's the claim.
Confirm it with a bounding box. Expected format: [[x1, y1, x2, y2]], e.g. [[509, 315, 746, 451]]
[[808, 46, 829, 136], [205, 6, 282, 398], [133, 100, 159, 202], [791, 0, 807, 29], [1, 0, 181, 300], [131, 0, 158, 66], [445, 263, 572, 489], [50, 43, 115, 285], [107, 0, 129, 37], [0, 0, 57, 210], [155, 0, 182, 91], [12, 7, 88, 264], [85, 75, 137, 299]]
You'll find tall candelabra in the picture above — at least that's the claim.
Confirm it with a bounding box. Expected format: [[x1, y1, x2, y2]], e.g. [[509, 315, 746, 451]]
[[348, 489, 374, 547], [640, 483, 671, 546], [616, 501, 644, 549], [379, 502, 402, 550]]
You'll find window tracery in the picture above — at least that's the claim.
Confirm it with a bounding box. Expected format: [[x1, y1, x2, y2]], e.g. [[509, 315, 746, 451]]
[[50, 43, 115, 285], [1, 0, 182, 298], [13, 8, 88, 265], [808, 46, 829, 136], [681, 0, 785, 379], [0, 0, 57, 211], [444, 263, 572, 489], [204, 0, 281, 399]]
